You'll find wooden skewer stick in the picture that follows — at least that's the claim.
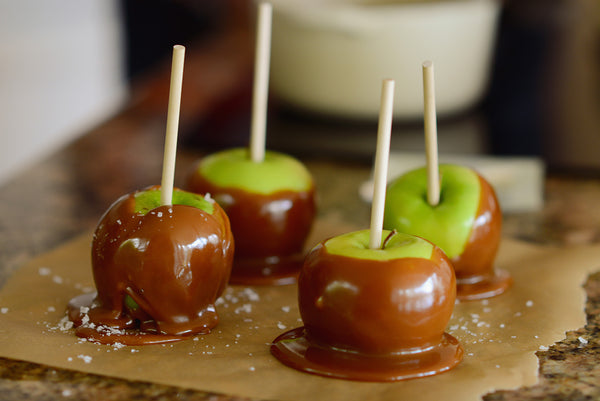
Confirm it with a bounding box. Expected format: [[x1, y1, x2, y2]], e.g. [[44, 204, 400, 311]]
[[249, 2, 273, 163], [423, 60, 440, 206], [369, 79, 395, 250], [160, 44, 186, 206]]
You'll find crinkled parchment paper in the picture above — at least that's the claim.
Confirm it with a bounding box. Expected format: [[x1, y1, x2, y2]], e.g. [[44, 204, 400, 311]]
[[0, 213, 599, 401]]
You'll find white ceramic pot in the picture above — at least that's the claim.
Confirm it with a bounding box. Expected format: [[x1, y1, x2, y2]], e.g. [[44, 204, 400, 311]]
[[269, 0, 501, 119]]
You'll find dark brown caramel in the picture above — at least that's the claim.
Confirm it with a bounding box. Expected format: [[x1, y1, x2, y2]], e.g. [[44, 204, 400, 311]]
[[271, 241, 463, 381], [453, 175, 512, 300], [187, 174, 316, 285], [67, 186, 234, 345]]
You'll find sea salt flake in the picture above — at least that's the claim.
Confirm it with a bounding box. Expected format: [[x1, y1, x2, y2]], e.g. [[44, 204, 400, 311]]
[[77, 354, 92, 364], [277, 322, 287, 330], [526, 300, 534, 307], [281, 306, 291, 313], [52, 276, 63, 284], [0, 308, 8, 314], [235, 304, 252, 314], [38, 267, 51, 276], [578, 336, 588, 345], [242, 288, 260, 302], [539, 345, 549, 351]]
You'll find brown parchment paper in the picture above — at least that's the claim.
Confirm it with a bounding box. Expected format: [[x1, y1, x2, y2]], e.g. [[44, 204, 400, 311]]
[[1, 213, 599, 401]]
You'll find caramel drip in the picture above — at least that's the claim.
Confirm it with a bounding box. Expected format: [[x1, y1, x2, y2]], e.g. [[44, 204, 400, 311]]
[[67, 186, 234, 345]]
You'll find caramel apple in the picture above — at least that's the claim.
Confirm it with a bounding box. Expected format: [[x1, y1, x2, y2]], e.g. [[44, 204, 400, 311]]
[[271, 229, 463, 381], [384, 164, 511, 300], [187, 147, 316, 285], [67, 186, 234, 345]]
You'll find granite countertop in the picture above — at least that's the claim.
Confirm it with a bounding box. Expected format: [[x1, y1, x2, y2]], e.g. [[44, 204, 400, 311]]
[[2, 31, 600, 401]]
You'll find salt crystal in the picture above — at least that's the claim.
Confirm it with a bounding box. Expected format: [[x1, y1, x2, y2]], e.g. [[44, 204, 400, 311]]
[[0, 308, 8, 314], [526, 300, 534, 307], [243, 288, 260, 302], [578, 336, 588, 345], [277, 322, 287, 330], [52, 276, 63, 284], [77, 355, 92, 364], [249, 366, 256, 371], [281, 306, 291, 313], [157, 212, 163, 218], [539, 345, 549, 351], [38, 267, 51, 276]]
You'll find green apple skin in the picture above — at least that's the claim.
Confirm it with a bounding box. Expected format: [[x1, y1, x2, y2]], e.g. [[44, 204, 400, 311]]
[[79, 185, 234, 340], [194, 147, 313, 194], [383, 164, 502, 283], [298, 229, 456, 354], [384, 165, 480, 259], [187, 148, 316, 284]]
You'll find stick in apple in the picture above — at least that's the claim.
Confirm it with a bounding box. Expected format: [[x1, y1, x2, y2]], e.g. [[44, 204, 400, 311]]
[[422, 60, 440, 207], [369, 79, 395, 250], [160, 44, 186, 206], [249, 2, 273, 163]]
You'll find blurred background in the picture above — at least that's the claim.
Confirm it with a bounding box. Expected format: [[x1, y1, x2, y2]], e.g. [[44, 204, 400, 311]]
[[0, 0, 598, 185]]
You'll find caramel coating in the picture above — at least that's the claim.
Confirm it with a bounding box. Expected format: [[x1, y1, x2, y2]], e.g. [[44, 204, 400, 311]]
[[68, 186, 234, 344], [271, 239, 463, 381], [187, 174, 316, 285]]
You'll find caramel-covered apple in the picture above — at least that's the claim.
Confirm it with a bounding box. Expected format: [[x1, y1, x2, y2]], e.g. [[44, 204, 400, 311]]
[[271, 229, 463, 381], [187, 147, 316, 285], [384, 164, 511, 300], [67, 185, 234, 345]]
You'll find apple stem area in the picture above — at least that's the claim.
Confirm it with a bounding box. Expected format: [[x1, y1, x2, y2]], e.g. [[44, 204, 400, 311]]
[[381, 229, 398, 250]]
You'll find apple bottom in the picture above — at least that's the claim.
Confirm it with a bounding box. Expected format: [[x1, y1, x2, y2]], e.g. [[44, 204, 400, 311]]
[[456, 269, 513, 301], [67, 293, 205, 346], [228, 253, 304, 286], [271, 327, 463, 382]]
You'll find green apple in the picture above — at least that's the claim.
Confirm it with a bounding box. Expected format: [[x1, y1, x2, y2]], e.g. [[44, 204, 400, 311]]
[[195, 147, 313, 194], [132, 186, 214, 215], [384, 164, 480, 259], [187, 148, 316, 285], [67, 185, 234, 344], [324, 229, 433, 261], [270, 229, 463, 381], [384, 164, 508, 300]]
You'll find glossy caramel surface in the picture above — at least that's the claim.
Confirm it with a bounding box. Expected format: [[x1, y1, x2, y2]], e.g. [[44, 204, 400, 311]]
[[271, 238, 462, 381], [68, 186, 234, 344], [187, 172, 316, 285], [299, 243, 456, 353], [453, 175, 512, 300]]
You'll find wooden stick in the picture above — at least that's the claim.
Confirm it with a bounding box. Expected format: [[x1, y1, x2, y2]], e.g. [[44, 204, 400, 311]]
[[423, 60, 440, 206], [369, 79, 395, 250], [160, 45, 185, 206], [249, 2, 273, 163]]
